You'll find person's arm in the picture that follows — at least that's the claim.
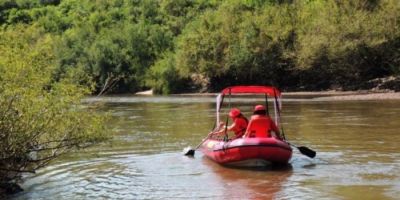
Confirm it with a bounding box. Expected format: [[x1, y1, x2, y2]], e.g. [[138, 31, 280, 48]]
[[270, 119, 282, 139], [212, 122, 234, 136], [227, 123, 235, 131], [243, 120, 252, 138]]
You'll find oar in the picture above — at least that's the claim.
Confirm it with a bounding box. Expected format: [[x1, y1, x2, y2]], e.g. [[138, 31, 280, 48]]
[[281, 127, 316, 158], [288, 143, 316, 158], [272, 88, 316, 159], [280, 126, 316, 158], [184, 132, 214, 156]]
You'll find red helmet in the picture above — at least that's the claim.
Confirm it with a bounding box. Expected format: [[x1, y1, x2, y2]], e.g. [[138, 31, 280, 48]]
[[254, 105, 266, 112], [229, 108, 241, 118]]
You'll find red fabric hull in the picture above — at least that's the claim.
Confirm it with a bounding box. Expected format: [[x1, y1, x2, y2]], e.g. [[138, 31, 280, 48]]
[[200, 137, 292, 166]]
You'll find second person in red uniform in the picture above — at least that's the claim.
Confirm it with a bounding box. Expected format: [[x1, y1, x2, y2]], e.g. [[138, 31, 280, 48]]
[[213, 108, 248, 140]]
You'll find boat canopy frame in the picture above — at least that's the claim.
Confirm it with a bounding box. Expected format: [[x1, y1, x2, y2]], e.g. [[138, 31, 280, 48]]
[[216, 85, 282, 130]]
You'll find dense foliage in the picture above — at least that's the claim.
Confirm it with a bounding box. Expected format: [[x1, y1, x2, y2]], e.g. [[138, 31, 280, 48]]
[[0, 25, 108, 192], [0, 0, 399, 93]]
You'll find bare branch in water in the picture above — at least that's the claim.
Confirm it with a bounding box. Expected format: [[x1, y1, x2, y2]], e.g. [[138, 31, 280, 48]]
[[97, 72, 124, 96]]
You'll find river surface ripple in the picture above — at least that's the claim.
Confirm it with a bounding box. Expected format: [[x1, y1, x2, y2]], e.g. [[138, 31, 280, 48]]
[[11, 96, 400, 200]]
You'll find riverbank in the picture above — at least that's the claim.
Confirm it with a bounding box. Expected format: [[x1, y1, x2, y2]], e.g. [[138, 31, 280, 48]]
[[168, 90, 400, 100], [281, 90, 400, 100]]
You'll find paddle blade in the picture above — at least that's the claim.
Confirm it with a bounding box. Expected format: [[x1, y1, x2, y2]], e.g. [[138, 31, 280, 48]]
[[298, 146, 316, 158], [183, 146, 195, 156]]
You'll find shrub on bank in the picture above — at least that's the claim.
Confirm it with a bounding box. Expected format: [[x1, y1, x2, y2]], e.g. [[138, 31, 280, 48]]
[[0, 0, 399, 93], [0, 25, 109, 195]]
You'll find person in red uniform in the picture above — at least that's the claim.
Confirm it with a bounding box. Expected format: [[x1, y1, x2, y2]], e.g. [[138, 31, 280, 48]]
[[244, 105, 282, 139], [213, 108, 248, 140]]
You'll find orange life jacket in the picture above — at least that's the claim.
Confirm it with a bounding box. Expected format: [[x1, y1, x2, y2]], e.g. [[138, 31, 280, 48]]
[[244, 115, 278, 138]]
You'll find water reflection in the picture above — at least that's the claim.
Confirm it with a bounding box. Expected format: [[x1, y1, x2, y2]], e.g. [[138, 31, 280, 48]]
[[203, 158, 293, 199]]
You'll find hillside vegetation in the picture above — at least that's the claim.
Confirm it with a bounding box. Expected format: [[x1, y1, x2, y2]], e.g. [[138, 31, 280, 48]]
[[1, 0, 399, 94]]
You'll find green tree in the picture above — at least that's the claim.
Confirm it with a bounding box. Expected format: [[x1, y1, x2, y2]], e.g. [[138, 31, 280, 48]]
[[0, 25, 108, 193], [147, 52, 191, 94], [174, 1, 296, 91], [1, 0, 399, 94]]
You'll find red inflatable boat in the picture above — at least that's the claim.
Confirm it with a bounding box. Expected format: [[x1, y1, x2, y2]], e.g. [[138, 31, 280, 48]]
[[200, 137, 292, 167], [199, 86, 293, 167]]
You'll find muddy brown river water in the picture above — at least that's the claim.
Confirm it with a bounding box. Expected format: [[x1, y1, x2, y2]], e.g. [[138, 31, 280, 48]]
[[11, 95, 400, 199]]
